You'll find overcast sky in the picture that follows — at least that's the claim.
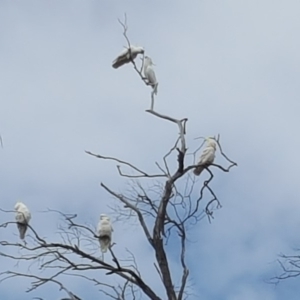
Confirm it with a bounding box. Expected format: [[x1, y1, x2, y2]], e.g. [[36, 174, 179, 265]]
[[1, 1, 300, 299]]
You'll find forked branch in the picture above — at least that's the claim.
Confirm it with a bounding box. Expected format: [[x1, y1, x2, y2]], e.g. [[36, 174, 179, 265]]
[[86, 151, 166, 178]]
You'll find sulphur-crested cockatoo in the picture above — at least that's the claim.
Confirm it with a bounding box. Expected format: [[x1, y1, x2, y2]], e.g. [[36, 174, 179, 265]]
[[97, 214, 113, 253], [14, 201, 31, 240], [194, 138, 217, 176], [143, 56, 158, 95], [112, 46, 144, 69]]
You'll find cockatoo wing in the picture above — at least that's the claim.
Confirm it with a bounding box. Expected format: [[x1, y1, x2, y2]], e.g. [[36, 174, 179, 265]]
[[199, 147, 215, 164], [145, 67, 157, 85], [112, 48, 131, 69], [97, 220, 113, 253], [15, 203, 31, 240], [112, 46, 144, 69], [17, 223, 28, 240], [193, 146, 216, 176], [193, 165, 205, 176], [144, 66, 158, 95]]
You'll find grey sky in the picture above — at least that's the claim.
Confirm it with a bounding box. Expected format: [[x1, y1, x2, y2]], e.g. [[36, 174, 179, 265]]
[[1, 1, 300, 299]]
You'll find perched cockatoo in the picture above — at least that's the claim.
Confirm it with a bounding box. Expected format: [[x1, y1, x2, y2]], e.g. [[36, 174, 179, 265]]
[[112, 46, 144, 69], [143, 56, 158, 95], [14, 201, 31, 240], [194, 138, 217, 176], [97, 214, 113, 253]]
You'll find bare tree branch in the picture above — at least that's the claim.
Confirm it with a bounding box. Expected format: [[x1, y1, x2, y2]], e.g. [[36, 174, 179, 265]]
[[0, 271, 82, 299], [0, 212, 161, 300], [270, 253, 300, 284], [1, 15, 237, 300], [101, 182, 154, 248], [85, 151, 166, 178]]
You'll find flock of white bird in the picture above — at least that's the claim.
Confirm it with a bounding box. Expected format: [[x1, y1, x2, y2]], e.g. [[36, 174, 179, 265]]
[[14, 202, 113, 254], [14, 139, 216, 252], [112, 45, 158, 94], [12, 46, 217, 255]]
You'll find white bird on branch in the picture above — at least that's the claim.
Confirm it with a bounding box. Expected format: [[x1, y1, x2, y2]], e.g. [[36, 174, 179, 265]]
[[143, 56, 158, 95], [112, 45, 144, 69], [194, 138, 217, 176], [14, 201, 31, 240], [97, 214, 113, 254]]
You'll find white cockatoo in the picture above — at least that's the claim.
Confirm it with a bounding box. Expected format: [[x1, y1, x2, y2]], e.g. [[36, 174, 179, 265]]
[[14, 201, 31, 240], [143, 56, 158, 95], [112, 46, 144, 69], [97, 214, 113, 253], [194, 138, 217, 176]]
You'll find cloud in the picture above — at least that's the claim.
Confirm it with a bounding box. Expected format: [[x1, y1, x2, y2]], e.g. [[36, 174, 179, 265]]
[[1, 1, 300, 299]]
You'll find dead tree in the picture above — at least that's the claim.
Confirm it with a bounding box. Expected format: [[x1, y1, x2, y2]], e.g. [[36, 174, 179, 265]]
[[0, 16, 237, 300], [270, 253, 300, 285]]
